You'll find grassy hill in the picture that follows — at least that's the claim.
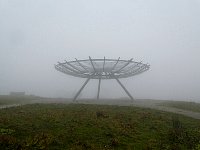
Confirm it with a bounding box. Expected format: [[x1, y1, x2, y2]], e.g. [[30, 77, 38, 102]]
[[1, 103, 200, 150]]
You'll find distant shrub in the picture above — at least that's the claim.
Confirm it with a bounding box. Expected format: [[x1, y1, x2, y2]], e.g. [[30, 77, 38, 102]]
[[110, 138, 119, 147], [96, 111, 109, 118], [74, 140, 94, 150]]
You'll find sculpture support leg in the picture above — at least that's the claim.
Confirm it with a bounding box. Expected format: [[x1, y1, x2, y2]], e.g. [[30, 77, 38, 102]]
[[97, 78, 101, 100], [73, 78, 90, 101], [115, 78, 134, 100]]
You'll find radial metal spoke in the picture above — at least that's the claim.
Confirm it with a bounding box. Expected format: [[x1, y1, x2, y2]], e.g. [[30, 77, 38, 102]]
[[123, 64, 148, 76], [120, 61, 142, 73], [75, 58, 89, 72], [58, 62, 80, 74], [110, 57, 120, 72], [89, 56, 96, 72], [113, 58, 133, 73], [65, 60, 83, 73]]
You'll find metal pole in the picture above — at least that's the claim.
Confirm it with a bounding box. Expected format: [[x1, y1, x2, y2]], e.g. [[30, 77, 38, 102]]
[[110, 57, 120, 72], [65, 60, 83, 73], [97, 78, 101, 100], [115, 77, 134, 100], [120, 61, 142, 73], [58, 62, 80, 74], [103, 56, 105, 72], [73, 78, 90, 101]]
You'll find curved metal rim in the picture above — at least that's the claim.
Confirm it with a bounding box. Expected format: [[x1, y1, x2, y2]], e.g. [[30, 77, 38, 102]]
[[55, 57, 150, 79]]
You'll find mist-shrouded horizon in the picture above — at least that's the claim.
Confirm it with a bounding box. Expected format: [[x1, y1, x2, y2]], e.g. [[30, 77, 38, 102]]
[[0, 0, 200, 101]]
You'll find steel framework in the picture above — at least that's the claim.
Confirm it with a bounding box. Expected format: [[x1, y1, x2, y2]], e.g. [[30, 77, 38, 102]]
[[55, 57, 150, 101]]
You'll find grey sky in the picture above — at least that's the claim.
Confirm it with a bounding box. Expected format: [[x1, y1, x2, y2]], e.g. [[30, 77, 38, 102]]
[[0, 0, 200, 101]]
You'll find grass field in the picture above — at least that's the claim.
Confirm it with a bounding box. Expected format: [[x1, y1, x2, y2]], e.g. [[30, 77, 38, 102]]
[[1, 103, 200, 150]]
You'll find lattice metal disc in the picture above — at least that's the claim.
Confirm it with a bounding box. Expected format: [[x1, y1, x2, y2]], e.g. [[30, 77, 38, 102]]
[[55, 57, 150, 79]]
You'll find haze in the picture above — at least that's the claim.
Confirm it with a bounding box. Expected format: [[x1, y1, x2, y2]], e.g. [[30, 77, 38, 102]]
[[0, 0, 200, 101]]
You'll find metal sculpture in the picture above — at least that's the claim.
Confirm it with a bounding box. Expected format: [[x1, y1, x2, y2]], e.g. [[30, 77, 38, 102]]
[[55, 57, 150, 101]]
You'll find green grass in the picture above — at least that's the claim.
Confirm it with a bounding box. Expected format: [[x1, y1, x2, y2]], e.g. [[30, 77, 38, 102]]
[[161, 101, 200, 113], [1, 103, 200, 149]]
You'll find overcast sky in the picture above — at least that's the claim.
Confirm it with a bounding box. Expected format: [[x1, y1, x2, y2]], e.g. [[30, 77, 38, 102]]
[[0, 0, 200, 101]]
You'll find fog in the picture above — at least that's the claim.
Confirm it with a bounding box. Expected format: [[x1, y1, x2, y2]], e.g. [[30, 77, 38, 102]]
[[0, 0, 200, 101]]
